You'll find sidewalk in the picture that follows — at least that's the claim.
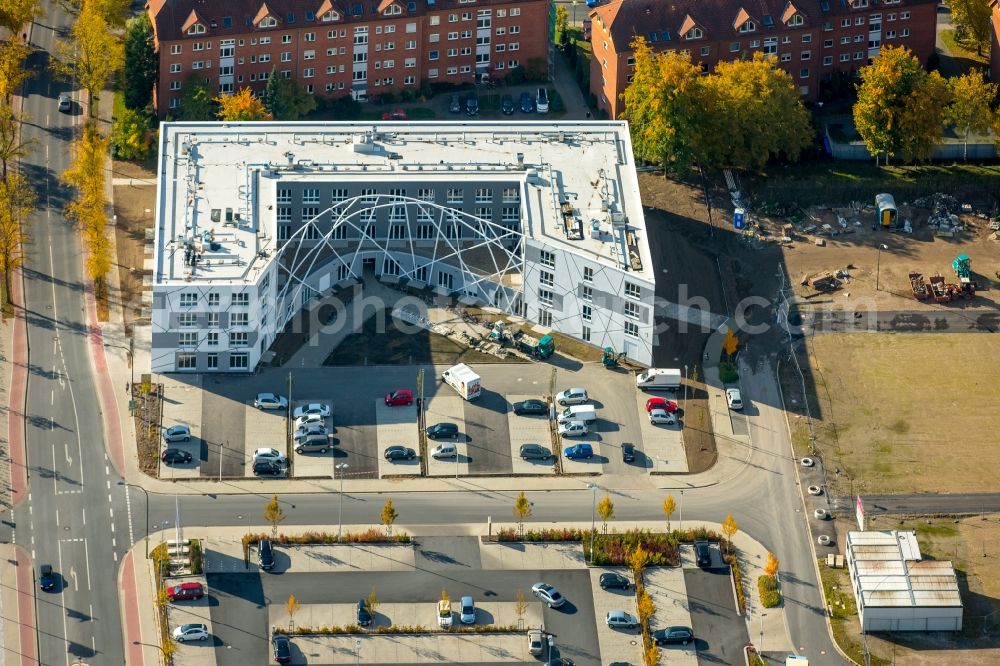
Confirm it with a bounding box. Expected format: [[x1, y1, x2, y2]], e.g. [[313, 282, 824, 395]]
[[0, 544, 37, 666]]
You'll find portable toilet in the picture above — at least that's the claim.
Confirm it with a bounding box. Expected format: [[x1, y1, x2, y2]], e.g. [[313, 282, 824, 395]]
[[875, 193, 898, 228]]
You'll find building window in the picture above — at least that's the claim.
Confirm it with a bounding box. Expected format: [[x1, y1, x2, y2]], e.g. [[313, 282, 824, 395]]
[[179, 332, 198, 346], [801, 50, 811, 60], [840, 53, 850, 61], [781, 53, 792, 62], [229, 353, 249, 369], [207, 312, 220, 327], [764, 37, 777, 54], [581, 326, 591, 342], [502, 187, 519, 203], [824, 39, 833, 48], [447, 188, 463, 203], [475, 188, 493, 203], [206, 292, 220, 307], [277, 207, 292, 222], [739, 20, 756, 33], [538, 309, 552, 327], [700, 45, 710, 56], [802, 33, 812, 43], [179, 292, 197, 307], [540, 250, 555, 268], [582, 285, 593, 302], [259, 16, 277, 28], [625, 282, 640, 299], [624, 301, 639, 320], [823, 55, 833, 65], [583, 266, 593, 283], [230, 332, 249, 347], [231, 312, 249, 326], [207, 331, 219, 346], [684, 27, 702, 40], [788, 14, 803, 26], [624, 321, 639, 337], [539, 270, 554, 287], [901, 28, 909, 36], [232, 292, 250, 306], [501, 206, 519, 222], [169, 63, 181, 73], [177, 353, 197, 369], [582, 305, 592, 322], [178, 312, 197, 327], [206, 353, 218, 369], [730, 41, 740, 52]]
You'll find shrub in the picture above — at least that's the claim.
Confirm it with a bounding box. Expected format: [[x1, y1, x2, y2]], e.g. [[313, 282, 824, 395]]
[[758, 574, 782, 608], [725, 552, 747, 614], [188, 539, 203, 575], [549, 89, 565, 114], [719, 362, 739, 383], [241, 529, 408, 547]]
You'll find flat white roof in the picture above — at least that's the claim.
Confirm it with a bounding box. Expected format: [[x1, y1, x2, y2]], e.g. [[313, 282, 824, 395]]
[[154, 121, 653, 286], [847, 531, 961, 609]]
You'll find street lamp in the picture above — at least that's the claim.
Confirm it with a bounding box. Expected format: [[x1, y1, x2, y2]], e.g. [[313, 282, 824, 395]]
[[337, 463, 350, 542], [587, 483, 597, 564], [876, 243, 888, 291], [132, 640, 168, 659], [548, 635, 555, 666], [572, 0, 578, 26], [759, 612, 767, 655], [679, 489, 684, 532]]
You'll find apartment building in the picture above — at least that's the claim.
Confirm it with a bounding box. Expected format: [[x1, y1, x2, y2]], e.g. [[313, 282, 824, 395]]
[[150, 121, 655, 373], [589, 0, 937, 119], [147, 0, 550, 117]]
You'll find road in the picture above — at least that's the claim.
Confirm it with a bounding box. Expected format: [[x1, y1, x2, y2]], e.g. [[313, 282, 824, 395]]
[[9, 5, 133, 664], [835, 493, 1000, 516]]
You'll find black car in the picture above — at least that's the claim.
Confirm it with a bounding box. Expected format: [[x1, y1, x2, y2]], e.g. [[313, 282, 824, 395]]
[[622, 443, 636, 463], [652, 625, 693, 646], [258, 539, 274, 570], [449, 93, 462, 113], [695, 540, 712, 568], [513, 399, 548, 415], [519, 444, 552, 461], [501, 93, 515, 115], [253, 460, 285, 477], [519, 91, 534, 113], [599, 572, 630, 590], [39, 564, 55, 591], [465, 92, 479, 116], [161, 448, 193, 465], [357, 599, 373, 626], [272, 634, 291, 663], [384, 445, 416, 461], [426, 422, 459, 439]]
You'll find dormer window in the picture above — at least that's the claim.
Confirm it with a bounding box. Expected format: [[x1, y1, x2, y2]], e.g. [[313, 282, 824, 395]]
[[788, 14, 804, 25], [684, 27, 703, 40], [321, 10, 339, 21], [187, 23, 206, 35], [384, 4, 402, 15], [738, 19, 756, 32], [259, 16, 277, 27]]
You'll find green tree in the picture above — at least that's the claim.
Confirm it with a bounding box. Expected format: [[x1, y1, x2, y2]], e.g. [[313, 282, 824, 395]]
[[0, 0, 41, 36], [0, 39, 31, 105], [365, 586, 380, 617], [662, 495, 676, 533], [52, 1, 123, 117], [947, 0, 992, 54], [853, 46, 946, 164], [178, 75, 216, 121], [622, 38, 709, 175], [554, 5, 568, 42], [380, 499, 398, 537], [216, 86, 271, 121], [0, 172, 34, 307], [512, 491, 532, 536], [262, 72, 318, 120], [123, 14, 158, 111], [702, 53, 812, 171], [264, 494, 285, 538], [945, 69, 997, 161], [596, 493, 614, 534], [111, 107, 153, 160]]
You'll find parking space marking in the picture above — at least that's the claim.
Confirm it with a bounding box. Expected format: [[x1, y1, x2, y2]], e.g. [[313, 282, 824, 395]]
[[636, 395, 689, 474], [290, 400, 339, 477], [375, 401, 420, 478], [166, 588, 217, 664], [158, 379, 203, 479], [244, 402, 289, 470], [506, 394, 556, 476], [425, 396, 469, 477], [644, 567, 698, 664], [589, 568, 644, 666], [559, 437, 604, 474]]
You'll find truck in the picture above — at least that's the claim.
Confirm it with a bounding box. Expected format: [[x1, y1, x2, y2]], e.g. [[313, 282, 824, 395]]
[[442, 363, 481, 400], [636, 368, 682, 391], [514, 332, 555, 359]]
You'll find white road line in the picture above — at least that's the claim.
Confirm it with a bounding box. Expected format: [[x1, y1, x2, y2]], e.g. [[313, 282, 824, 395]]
[[50, 389, 54, 406], [107, 494, 112, 503], [113, 551, 118, 562], [106, 480, 110, 490], [110, 521, 115, 533], [82, 507, 86, 525], [109, 508, 114, 520], [83, 539, 92, 591], [55, 509, 59, 527], [57, 541, 69, 665], [51, 444, 58, 495], [124, 485, 135, 546]]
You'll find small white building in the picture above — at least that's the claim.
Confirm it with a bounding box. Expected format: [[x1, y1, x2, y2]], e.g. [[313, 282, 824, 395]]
[[846, 530, 962, 632]]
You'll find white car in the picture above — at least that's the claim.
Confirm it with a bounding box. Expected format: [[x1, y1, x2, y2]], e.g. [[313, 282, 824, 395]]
[[726, 388, 743, 410], [252, 448, 287, 464], [556, 388, 589, 406], [254, 393, 288, 410], [162, 424, 191, 442], [431, 442, 458, 459], [292, 403, 331, 419], [173, 623, 208, 642], [531, 582, 565, 608], [294, 413, 325, 430], [528, 629, 544, 655], [558, 420, 588, 437], [649, 409, 677, 425]]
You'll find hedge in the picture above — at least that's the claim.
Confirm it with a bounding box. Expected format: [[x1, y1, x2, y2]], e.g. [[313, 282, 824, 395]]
[[242, 529, 411, 548], [758, 574, 782, 608]]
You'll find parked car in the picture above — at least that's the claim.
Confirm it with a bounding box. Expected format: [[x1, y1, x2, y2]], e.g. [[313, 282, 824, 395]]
[[599, 572, 630, 590], [501, 94, 515, 115], [606, 610, 638, 629], [293, 424, 327, 441], [295, 435, 336, 453], [381, 108, 408, 120], [645, 396, 678, 413], [531, 582, 565, 608], [292, 403, 331, 419], [39, 564, 55, 591], [272, 634, 291, 663], [536, 88, 549, 113], [528, 629, 544, 655], [460, 596, 476, 624], [252, 448, 287, 465], [384, 389, 413, 406], [519, 443, 552, 460], [294, 413, 325, 430], [563, 443, 593, 459], [695, 540, 712, 568], [258, 539, 274, 570], [161, 448, 193, 465], [431, 442, 458, 459], [252, 460, 286, 477], [384, 445, 416, 461], [173, 623, 208, 642], [162, 424, 191, 442], [519, 91, 534, 113], [622, 443, 636, 463], [165, 582, 204, 602], [652, 625, 693, 646], [558, 421, 588, 438], [726, 388, 743, 410], [254, 393, 288, 410], [57, 94, 71, 112], [556, 388, 588, 406], [449, 94, 462, 113], [648, 409, 677, 425], [513, 399, 548, 415], [357, 599, 373, 626], [465, 92, 479, 116], [426, 422, 459, 439]]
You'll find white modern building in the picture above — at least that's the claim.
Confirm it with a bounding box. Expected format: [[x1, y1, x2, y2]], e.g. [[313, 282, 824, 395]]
[[151, 121, 656, 373], [846, 530, 962, 632]]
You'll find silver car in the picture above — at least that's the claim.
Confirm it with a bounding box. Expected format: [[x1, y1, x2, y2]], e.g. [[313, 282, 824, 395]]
[[528, 629, 544, 655], [254, 393, 288, 410], [172, 623, 208, 642], [556, 388, 588, 406], [162, 425, 191, 442]]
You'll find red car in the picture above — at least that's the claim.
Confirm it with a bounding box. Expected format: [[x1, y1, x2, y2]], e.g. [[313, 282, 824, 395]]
[[165, 582, 204, 602], [645, 397, 678, 413], [381, 108, 408, 120], [384, 389, 414, 406]]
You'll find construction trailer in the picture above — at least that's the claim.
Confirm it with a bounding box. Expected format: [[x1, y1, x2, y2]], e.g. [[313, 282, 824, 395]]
[[876, 193, 898, 228]]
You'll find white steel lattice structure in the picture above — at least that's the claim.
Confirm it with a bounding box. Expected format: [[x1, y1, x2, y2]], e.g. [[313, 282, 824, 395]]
[[151, 121, 656, 373]]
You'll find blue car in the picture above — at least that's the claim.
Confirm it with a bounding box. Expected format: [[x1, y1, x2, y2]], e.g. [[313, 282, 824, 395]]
[[564, 444, 594, 460], [519, 91, 534, 113]]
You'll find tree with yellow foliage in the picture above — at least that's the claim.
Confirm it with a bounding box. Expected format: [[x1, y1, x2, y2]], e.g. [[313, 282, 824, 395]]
[[945, 69, 997, 162], [0, 0, 41, 36], [52, 0, 124, 117], [216, 87, 272, 121], [0, 172, 35, 307], [0, 39, 32, 105], [764, 551, 780, 578]]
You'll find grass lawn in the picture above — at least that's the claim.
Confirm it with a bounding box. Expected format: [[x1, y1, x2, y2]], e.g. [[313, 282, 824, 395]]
[[817, 560, 890, 666], [324, 308, 525, 366], [939, 29, 989, 65], [803, 334, 1000, 496]]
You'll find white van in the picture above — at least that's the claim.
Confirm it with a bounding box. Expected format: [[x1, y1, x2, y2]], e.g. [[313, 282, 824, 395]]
[[557, 405, 597, 424], [442, 363, 482, 400], [636, 368, 682, 391], [536, 88, 549, 113]]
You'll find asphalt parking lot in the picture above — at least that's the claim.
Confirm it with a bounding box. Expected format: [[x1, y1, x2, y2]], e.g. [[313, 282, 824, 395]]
[[683, 568, 750, 665]]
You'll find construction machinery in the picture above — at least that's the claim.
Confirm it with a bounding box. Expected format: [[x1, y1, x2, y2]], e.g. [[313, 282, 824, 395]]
[[602, 347, 625, 369], [514, 331, 555, 359], [929, 275, 974, 303], [953, 254, 972, 284], [908, 272, 929, 300]]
